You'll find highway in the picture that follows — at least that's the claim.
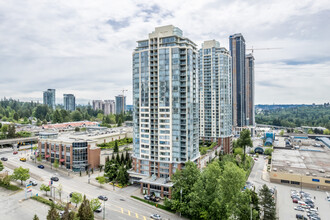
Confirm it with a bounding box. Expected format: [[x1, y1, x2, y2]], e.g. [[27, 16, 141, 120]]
[[0, 148, 181, 220]]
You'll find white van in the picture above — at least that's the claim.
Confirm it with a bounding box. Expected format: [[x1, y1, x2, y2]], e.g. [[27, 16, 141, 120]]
[[298, 201, 306, 206]]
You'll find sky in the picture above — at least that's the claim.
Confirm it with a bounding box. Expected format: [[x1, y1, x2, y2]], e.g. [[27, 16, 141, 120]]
[[0, 0, 330, 105]]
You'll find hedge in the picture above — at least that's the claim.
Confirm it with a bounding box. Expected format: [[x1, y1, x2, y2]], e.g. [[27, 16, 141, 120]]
[[31, 196, 65, 210], [130, 196, 174, 213], [0, 181, 22, 191], [97, 138, 133, 149]]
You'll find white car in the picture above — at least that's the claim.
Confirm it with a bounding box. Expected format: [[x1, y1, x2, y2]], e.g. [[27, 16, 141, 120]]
[[29, 180, 37, 186], [150, 214, 162, 220]]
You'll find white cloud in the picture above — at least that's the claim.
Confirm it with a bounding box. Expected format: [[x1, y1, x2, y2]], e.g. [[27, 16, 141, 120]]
[[0, 0, 329, 104]]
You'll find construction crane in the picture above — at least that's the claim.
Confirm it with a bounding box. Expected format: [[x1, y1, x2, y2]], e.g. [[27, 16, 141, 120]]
[[246, 47, 282, 54]]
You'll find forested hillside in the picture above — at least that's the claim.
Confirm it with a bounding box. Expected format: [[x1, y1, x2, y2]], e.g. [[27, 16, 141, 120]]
[[256, 105, 330, 129]]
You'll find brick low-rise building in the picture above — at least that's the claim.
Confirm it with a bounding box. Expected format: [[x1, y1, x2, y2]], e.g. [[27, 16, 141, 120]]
[[38, 132, 101, 172]]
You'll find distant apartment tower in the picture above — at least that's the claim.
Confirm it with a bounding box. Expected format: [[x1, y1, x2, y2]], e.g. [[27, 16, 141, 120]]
[[246, 53, 255, 126], [43, 89, 56, 109], [115, 95, 126, 114], [132, 25, 200, 198], [63, 94, 76, 111], [199, 40, 233, 153], [103, 100, 115, 115], [229, 33, 246, 127], [92, 100, 103, 111]]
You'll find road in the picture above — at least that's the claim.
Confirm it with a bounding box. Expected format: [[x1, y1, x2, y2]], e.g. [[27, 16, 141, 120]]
[[0, 148, 181, 220], [248, 156, 330, 220]]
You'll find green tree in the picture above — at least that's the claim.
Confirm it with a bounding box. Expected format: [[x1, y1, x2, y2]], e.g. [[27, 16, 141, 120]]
[[0, 161, 4, 172], [90, 198, 101, 211], [259, 184, 276, 220], [308, 128, 314, 134], [11, 166, 30, 185], [234, 147, 243, 156], [61, 203, 75, 220], [117, 165, 129, 186], [33, 214, 39, 220], [104, 161, 118, 181], [71, 192, 83, 207], [52, 110, 63, 123], [188, 162, 223, 219], [219, 162, 246, 205], [7, 124, 16, 138], [324, 129, 330, 135], [1, 124, 8, 134], [13, 112, 19, 121], [113, 140, 119, 153], [264, 148, 273, 156], [77, 195, 94, 220], [169, 161, 200, 214], [75, 127, 80, 132], [96, 176, 106, 187], [117, 117, 122, 127], [237, 129, 253, 162], [279, 130, 284, 136], [40, 184, 51, 196], [71, 111, 83, 121], [47, 203, 60, 220], [53, 159, 59, 170]]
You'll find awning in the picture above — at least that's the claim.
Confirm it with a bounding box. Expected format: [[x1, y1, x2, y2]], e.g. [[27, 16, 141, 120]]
[[45, 155, 50, 158], [60, 159, 65, 162]]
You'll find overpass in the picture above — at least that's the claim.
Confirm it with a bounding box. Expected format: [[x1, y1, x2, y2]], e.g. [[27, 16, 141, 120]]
[[0, 137, 39, 147]]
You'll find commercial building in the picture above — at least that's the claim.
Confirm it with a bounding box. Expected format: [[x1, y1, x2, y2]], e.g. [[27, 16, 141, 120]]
[[38, 132, 101, 172], [132, 25, 200, 197], [115, 95, 126, 114], [63, 94, 76, 111], [43, 89, 56, 109], [229, 34, 246, 127], [270, 144, 330, 191], [103, 100, 115, 115], [245, 53, 255, 126], [198, 40, 233, 153]]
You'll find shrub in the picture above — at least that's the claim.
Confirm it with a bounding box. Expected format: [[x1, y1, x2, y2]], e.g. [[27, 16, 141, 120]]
[[0, 180, 21, 191], [31, 196, 65, 210]]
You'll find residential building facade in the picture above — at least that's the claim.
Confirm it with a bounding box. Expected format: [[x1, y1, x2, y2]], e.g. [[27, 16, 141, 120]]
[[103, 100, 115, 115], [229, 33, 246, 127], [199, 40, 233, 153], [92, 100, 103, 111], [43, 89, 56, 109], [63, 94, 76, 111], [245, 53, 255, 126], [115, 95, 126, 114], [132, 25, 200, 197]]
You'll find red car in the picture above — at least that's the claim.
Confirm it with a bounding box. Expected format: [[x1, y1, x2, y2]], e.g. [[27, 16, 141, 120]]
[[293, 199, 298, 203], [13, 151, 18, 155]]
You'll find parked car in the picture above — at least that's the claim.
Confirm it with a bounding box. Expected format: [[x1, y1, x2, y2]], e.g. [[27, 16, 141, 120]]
[[51, 177, 59, 182], [144, 195, 150, 200], [98, 195, 108, 201], [29, 180, 37, 186], [293, 199, 298, 203], [294, 206, 304, 212], [13, 151, 18, 155], [295, 214, 307, 220], [20, 158, 26, 162], [150, 214, 162, 220], [94, 206, 102, 213], [1, 157, 8, 161], [37, 165, 44, 169]]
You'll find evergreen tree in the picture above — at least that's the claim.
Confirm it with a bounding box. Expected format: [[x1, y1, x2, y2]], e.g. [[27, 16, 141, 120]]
[[120, 153, 124, 164], [113, 140, 119, 153], [105, 156, 110, 163], [125, 150, 129, 162], [117, 165, 129, 186], [7, 124, 16, 138], [116, 153, 120, 162], [259, 184, 276, 220], [237, 129, 253, 162], [111, 153, 115, 161], [46, 203, 60, 220], [77, 195, 94, 220]]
